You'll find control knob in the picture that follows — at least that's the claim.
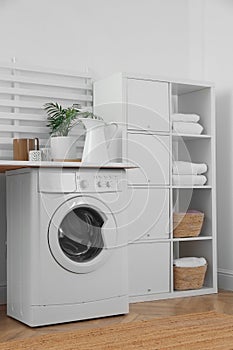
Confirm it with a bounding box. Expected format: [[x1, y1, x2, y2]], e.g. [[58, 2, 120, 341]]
[[79, 179, 89, 189], [98, 180, 107, 187]]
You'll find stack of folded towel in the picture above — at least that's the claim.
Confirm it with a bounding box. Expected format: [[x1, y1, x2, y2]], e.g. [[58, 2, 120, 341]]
[[174, 257, 207, 268], [172, 161, 208, 186], [172, 113, 204, 134]]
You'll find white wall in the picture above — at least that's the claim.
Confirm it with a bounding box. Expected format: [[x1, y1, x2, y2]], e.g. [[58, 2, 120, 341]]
[[204, 0, 233, 289], [188, 0, 233, 289], [0, 0, 192, 304], [0, 0, 190, 78]]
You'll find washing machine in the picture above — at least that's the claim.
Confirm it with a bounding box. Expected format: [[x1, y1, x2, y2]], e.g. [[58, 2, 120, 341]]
[[6, 167, 129, 327]]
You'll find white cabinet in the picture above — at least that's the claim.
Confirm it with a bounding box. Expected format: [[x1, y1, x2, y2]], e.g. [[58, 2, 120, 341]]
[[127, 188, 170, 243], [127, 79, 169, 132], [127, 133, 170, 185], [128, 242, 170, 297], [94, 72, 217, 302]]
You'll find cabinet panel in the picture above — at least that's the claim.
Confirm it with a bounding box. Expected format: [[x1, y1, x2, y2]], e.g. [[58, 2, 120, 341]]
[[128, 242, 170, 296], [127, 188, 169, 243], [127, 133, 170, 185], [127, 79, 169, 132]]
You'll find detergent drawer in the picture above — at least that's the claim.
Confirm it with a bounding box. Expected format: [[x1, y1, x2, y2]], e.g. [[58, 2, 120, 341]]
[[38, 170, 76, 193]]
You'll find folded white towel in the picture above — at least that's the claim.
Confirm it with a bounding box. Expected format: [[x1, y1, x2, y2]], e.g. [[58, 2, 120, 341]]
[[172, 175, 207, 186], [172, 113, 200, 123], [174, 257, 207, 268], [173, 161, 208, 175], [173, 122, 203, 135]]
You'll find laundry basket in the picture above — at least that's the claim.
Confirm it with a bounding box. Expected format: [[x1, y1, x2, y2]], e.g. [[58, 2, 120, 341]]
[[174, 264, 207, 291], [173, 211, 204, 238]]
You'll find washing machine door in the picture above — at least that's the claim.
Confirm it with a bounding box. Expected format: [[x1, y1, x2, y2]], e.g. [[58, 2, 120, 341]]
[[48, 196, 117, 273]]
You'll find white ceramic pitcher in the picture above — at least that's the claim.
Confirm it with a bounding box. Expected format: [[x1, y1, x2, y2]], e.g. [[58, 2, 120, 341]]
[[80, 118, 118, 164]]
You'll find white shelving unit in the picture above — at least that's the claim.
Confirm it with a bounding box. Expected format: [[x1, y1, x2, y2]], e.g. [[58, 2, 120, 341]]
[[94, 72, 217, 302]]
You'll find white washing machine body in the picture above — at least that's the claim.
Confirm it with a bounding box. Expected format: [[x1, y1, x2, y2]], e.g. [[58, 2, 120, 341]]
[[6, 167, 128, 326]]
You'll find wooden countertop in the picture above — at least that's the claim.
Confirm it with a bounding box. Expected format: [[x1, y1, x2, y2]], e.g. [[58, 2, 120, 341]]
[[0, 160, 136, 173]]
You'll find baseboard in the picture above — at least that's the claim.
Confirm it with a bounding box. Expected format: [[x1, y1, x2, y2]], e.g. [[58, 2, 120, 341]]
[[218, 268, 233, 291], [0, 284, 6, 305]]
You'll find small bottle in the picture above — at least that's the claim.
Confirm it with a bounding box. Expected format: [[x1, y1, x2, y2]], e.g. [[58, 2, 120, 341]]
[[29, 138, 41, 161]]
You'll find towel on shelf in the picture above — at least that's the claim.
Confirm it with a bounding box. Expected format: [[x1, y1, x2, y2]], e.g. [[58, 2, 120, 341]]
[[172, 174, 207, 186], [174, 257, 207, 268], [173, 122, 203, 135], [172, 113, 200, 123], [173, 161, 208, 175]]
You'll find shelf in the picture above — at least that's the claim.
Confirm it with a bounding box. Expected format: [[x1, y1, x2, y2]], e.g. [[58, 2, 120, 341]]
[[172, 185, 212, 189], [172, 287, 216, 298], [0, 160, 136, 173], [173, 236, 213, 242], [127, 132, 211, 140], [172, 133, 211, 141]]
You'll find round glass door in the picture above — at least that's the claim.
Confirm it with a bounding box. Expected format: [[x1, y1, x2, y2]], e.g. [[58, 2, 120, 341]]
[[58, 207, 104, 263], [48, 196, 117, 273]]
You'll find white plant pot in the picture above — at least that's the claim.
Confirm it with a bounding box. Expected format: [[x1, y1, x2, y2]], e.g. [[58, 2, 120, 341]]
[[50, 136, 80, 162]]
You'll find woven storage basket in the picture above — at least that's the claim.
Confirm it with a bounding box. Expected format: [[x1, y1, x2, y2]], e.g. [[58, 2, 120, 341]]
[[173, 211, 204, 238], [174, 264, 207, 291]]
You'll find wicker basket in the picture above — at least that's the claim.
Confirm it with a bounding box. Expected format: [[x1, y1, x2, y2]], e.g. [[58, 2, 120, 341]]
[[173, 211, 204, 238], [174, 264, 207, 291]]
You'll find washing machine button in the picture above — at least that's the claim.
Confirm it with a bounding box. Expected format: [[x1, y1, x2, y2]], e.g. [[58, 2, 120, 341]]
[[98, 180, 107, 188], [79, 179, 89, 189]]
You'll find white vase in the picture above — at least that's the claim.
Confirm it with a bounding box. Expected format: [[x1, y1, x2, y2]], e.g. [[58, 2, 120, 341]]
[[80, 118, 118, 164], [50, 136, 80, 162]]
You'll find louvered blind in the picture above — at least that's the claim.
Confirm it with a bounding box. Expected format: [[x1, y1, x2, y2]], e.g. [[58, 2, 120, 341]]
[[0, 63, 93, 159]]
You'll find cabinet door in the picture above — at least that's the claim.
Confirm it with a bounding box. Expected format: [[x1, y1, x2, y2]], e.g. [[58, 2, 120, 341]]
[[127, 79, 169, 132], [127, 133, 170, 185], [127, 188, 170, 243], [128, 242, 170, 296]]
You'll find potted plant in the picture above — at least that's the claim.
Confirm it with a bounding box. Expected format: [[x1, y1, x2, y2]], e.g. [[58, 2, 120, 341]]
[[44, 102, 101, 161]]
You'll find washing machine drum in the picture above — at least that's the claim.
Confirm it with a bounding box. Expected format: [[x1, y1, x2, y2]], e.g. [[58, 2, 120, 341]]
[[59, 207, 104, 263], [48, 196, 118, 273]]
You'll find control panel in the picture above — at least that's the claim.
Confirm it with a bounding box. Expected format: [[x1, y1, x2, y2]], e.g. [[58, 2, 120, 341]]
[[76, 171, 122, 192]]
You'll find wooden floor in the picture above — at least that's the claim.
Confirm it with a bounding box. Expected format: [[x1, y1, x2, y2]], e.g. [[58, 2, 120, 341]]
[[1, 290, 233, 343]]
